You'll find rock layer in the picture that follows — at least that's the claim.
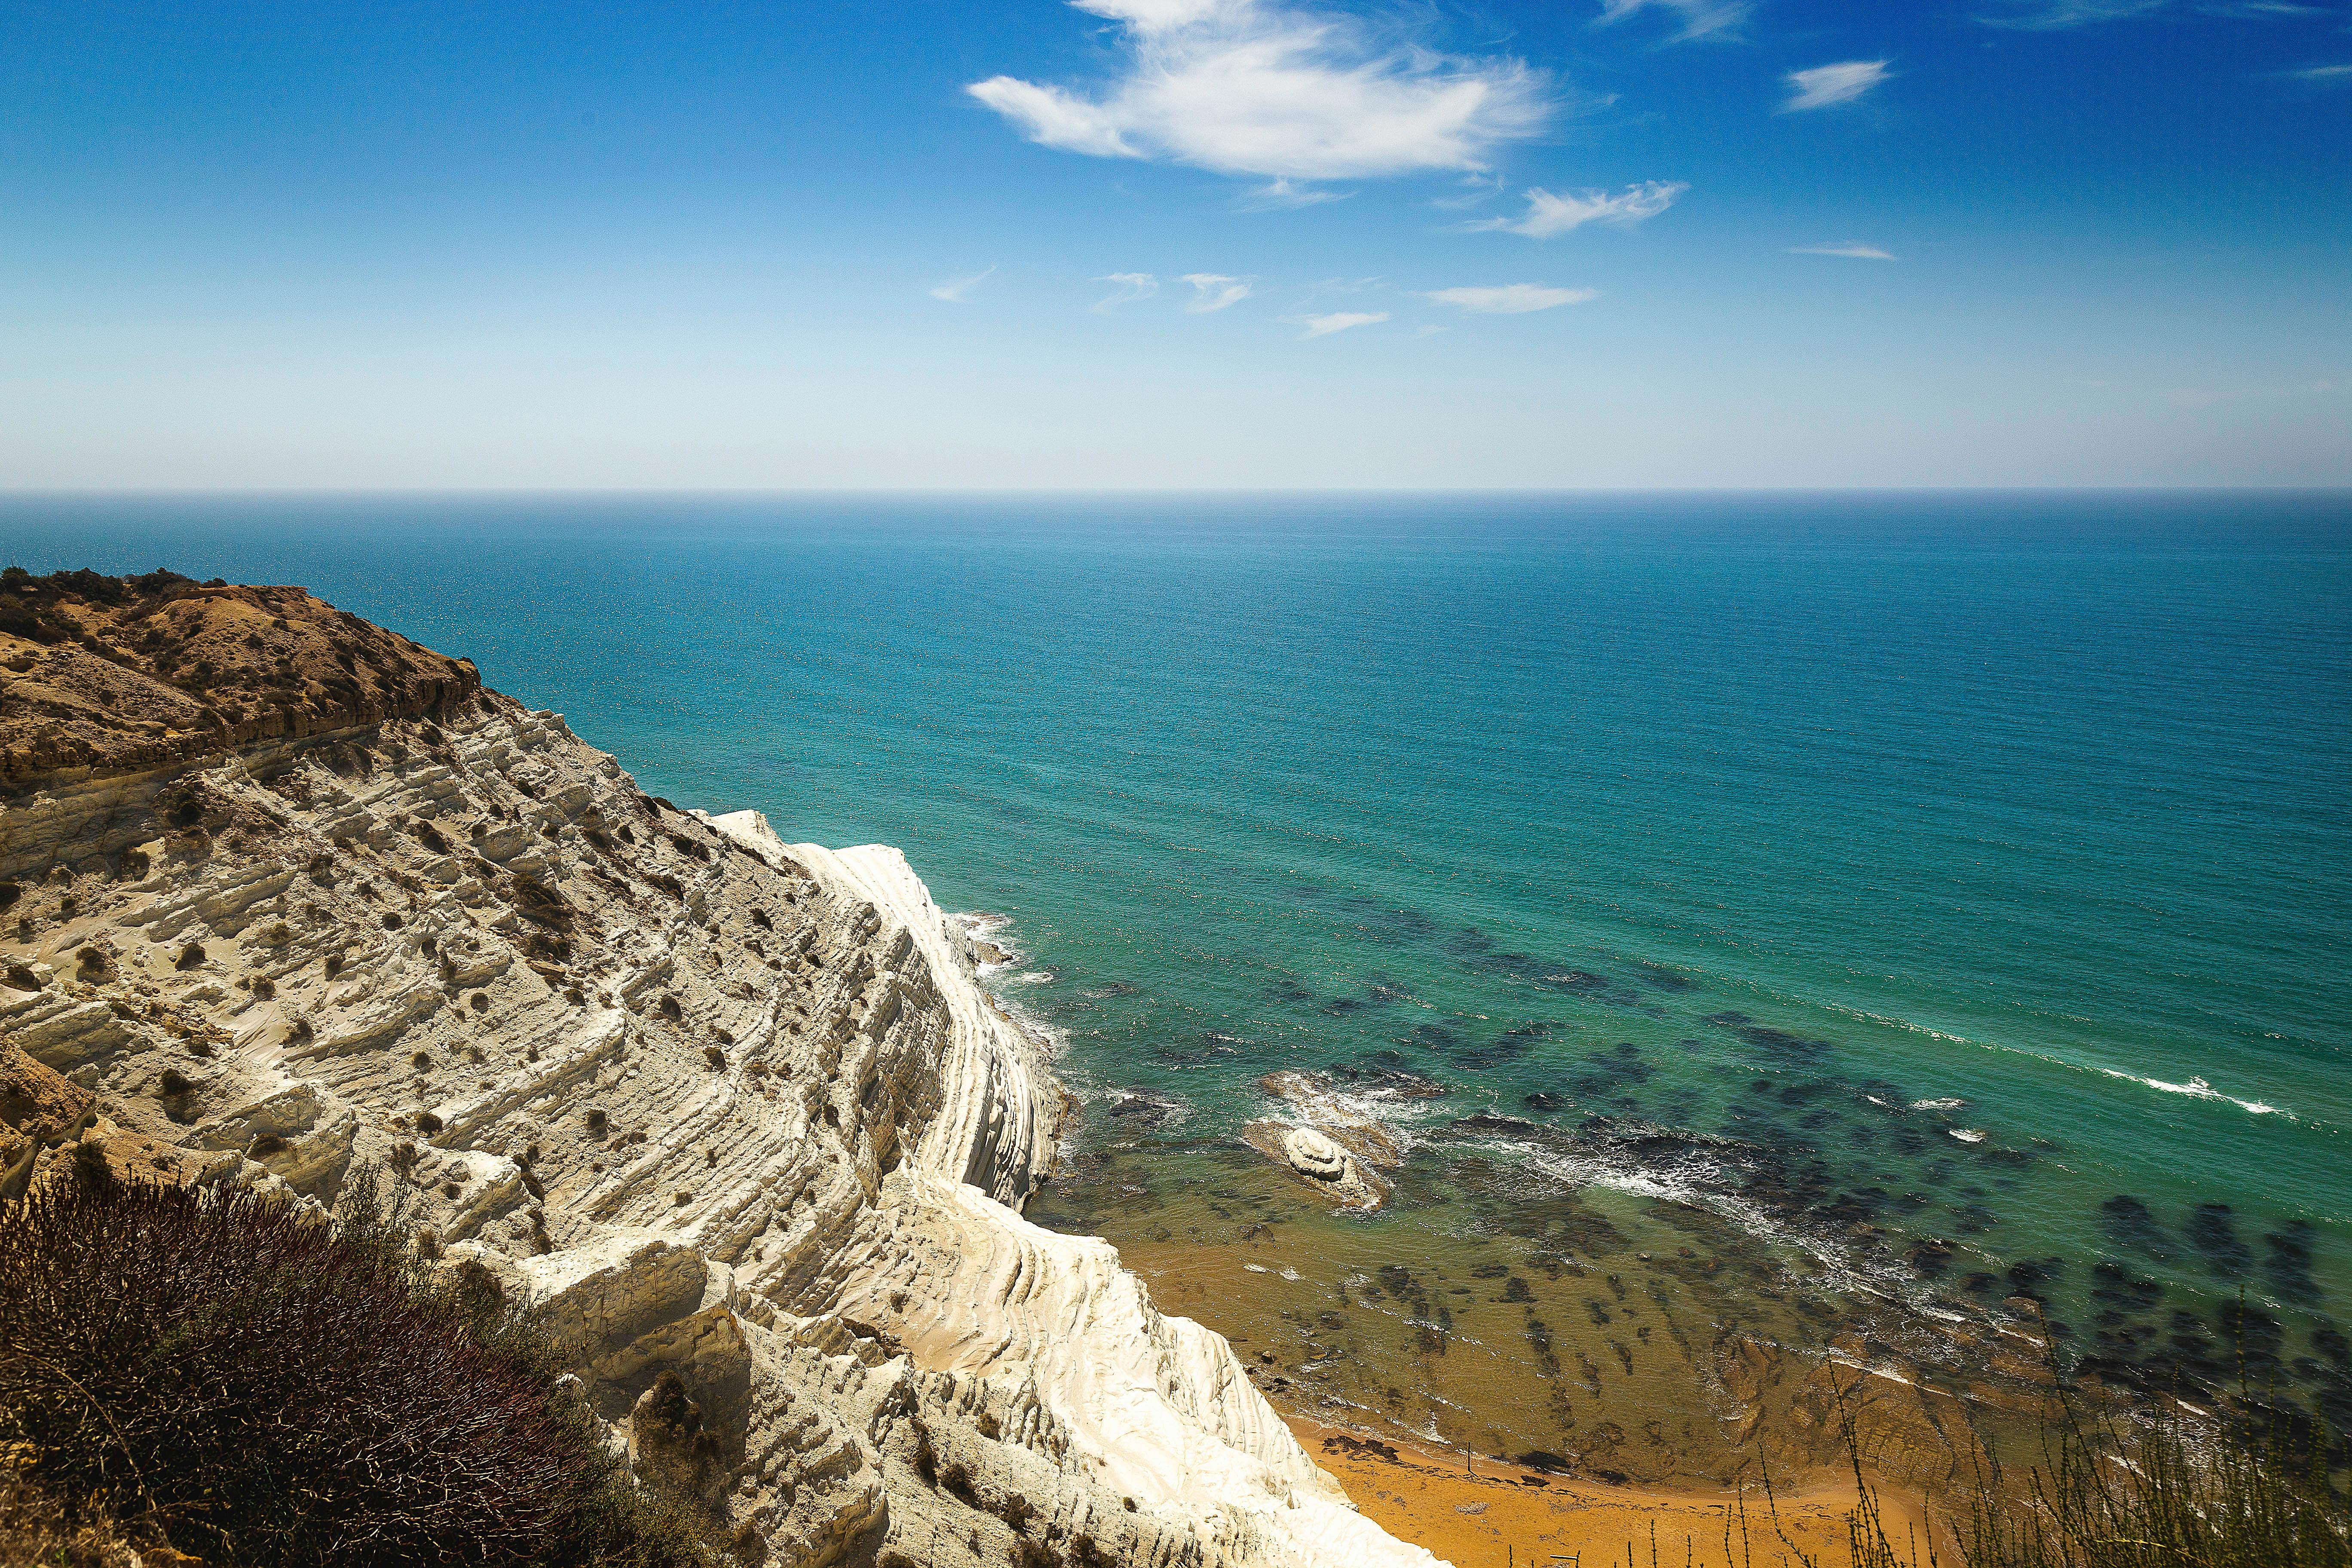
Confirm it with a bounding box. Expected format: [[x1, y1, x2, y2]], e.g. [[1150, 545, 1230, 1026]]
[[0, 576, 1439, 1568]]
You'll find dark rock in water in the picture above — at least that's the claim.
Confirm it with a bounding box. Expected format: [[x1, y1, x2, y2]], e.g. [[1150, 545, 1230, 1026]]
[[1637, 966, 1696, 992], [1446, 927, 1495, 955], [1736, 1025, 1833, 1063], [1331, 1059, 1450, 1099], [1961, 1271, 2003, 1297], [2188, 1202, 2252, 1277], [1951, 1203, 1999, 1236], [1322, 996, 1369, 1016], [1154, 1031, 1248, 1067], [1455, 1113, 1543, 1136], [2162, 1310, 2231, 1388], [2263, 1220, 2321, 1304], [1979, 1146, 2035, 1169], [1909, 1238, 1955, 1277], [2090, 1260, 2163, 1313], [1524, 1092, 1566, 1112], [1504, 1020, 1560, 1039], [1267, 978, 1316, 1004], [1310, 897, 1439, 946], [2099, 1194, 2173, 1260], [1106, 1091, 1178, 1126], [2006, 1256, 2066, 1302], [2220, 1299, 2288, 1384], [1403, 1022, 1461, 1052], [1565, 1046, 1654, 1099], [1710, 1013, 1755, 1029], [1816, 1191, 1880, 1227]]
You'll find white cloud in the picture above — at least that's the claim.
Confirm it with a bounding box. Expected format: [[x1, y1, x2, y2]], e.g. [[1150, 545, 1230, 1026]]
[[1982, 0, 2163, 26], [1091, 273, 1161, 312], [1181, 273, 1254, 310], [1593, 0, 1754, 41], [968, 0, 1554, 184], [1779, 60, 1892, 112], [1422, 283, 1598, 312], [1469, 180, 1687, 238], [2288, 62, 2352, 80], [1288, 310, 1389, 337], [968, 78, 1140, 158], [1237, 177, 1351, 209], [1992, 0, 2327, 21], [928, 267, 997, 303], [1786, 243, 1895, 259]]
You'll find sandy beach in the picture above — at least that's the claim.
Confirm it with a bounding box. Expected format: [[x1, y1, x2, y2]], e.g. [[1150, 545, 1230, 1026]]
[[1282, 1414, 1933, 1568]]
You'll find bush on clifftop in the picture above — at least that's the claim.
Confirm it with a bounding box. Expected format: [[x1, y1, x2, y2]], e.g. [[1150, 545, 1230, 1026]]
[[0, 1164, 728, 1567]]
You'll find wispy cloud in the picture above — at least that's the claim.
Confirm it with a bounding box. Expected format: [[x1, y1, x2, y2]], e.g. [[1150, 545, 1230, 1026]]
[[1593, 0, 1754, 42], [1181, 273, 1254, 311], [2285, 62, 2352, 80], [1993, 0, 2328, 21], [1469, 180, 1687, 238], [928, 267, 996, 303], [1786, 242, 1896, 259], [1982, 0, 2164, 27], [1779, 60, 1892, 112], [968, 0, 1554, 185], [1091, 272, 1160, 312], [1431, 172, 1508, 210], [1287, 310, 1390, 337], [1422, 283, 1598, 312], [1237, 177, 1351, 211]]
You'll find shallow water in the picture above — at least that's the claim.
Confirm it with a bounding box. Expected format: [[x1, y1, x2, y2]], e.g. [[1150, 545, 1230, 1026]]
[[8, 491, 2349, 1457]]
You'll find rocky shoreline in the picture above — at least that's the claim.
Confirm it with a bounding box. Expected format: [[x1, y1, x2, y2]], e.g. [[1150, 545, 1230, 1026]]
[[0, 571, 1439, 1568]]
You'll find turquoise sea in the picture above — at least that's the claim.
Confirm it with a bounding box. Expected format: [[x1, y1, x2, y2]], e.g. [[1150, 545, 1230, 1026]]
[[7, 493, 2349, 1458]]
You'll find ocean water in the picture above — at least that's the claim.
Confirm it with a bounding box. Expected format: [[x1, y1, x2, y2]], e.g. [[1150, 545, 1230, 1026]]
[[7, 493, 2349, 1466]]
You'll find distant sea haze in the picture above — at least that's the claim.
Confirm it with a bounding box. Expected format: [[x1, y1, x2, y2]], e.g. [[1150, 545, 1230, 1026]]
[[9, 490, 2349, 1424]]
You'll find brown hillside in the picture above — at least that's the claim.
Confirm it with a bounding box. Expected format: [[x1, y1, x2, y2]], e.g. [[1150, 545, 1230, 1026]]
[[0, 567, 482, 786]]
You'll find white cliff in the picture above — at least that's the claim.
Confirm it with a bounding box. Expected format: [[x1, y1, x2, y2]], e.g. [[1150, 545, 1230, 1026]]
[[0, 674, 1442, 1567]]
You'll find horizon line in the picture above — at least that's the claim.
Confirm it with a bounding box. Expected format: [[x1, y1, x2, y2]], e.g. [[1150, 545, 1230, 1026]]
[[5, 485, 2351, 498]]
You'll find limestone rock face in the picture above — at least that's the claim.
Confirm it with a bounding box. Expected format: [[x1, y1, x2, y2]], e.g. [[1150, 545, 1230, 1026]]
[[0, 585, 1440, 1568]]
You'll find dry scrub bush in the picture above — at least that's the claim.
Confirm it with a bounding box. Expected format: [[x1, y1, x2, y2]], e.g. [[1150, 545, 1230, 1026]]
[[0, 1166, 728, 1567]]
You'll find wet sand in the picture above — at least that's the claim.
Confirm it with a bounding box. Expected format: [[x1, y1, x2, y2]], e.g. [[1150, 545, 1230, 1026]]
[[1283, 1414, 1935, 1568]]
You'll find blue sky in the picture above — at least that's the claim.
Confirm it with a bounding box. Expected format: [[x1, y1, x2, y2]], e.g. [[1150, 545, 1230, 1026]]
[[3, 0, 2346, 487]]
